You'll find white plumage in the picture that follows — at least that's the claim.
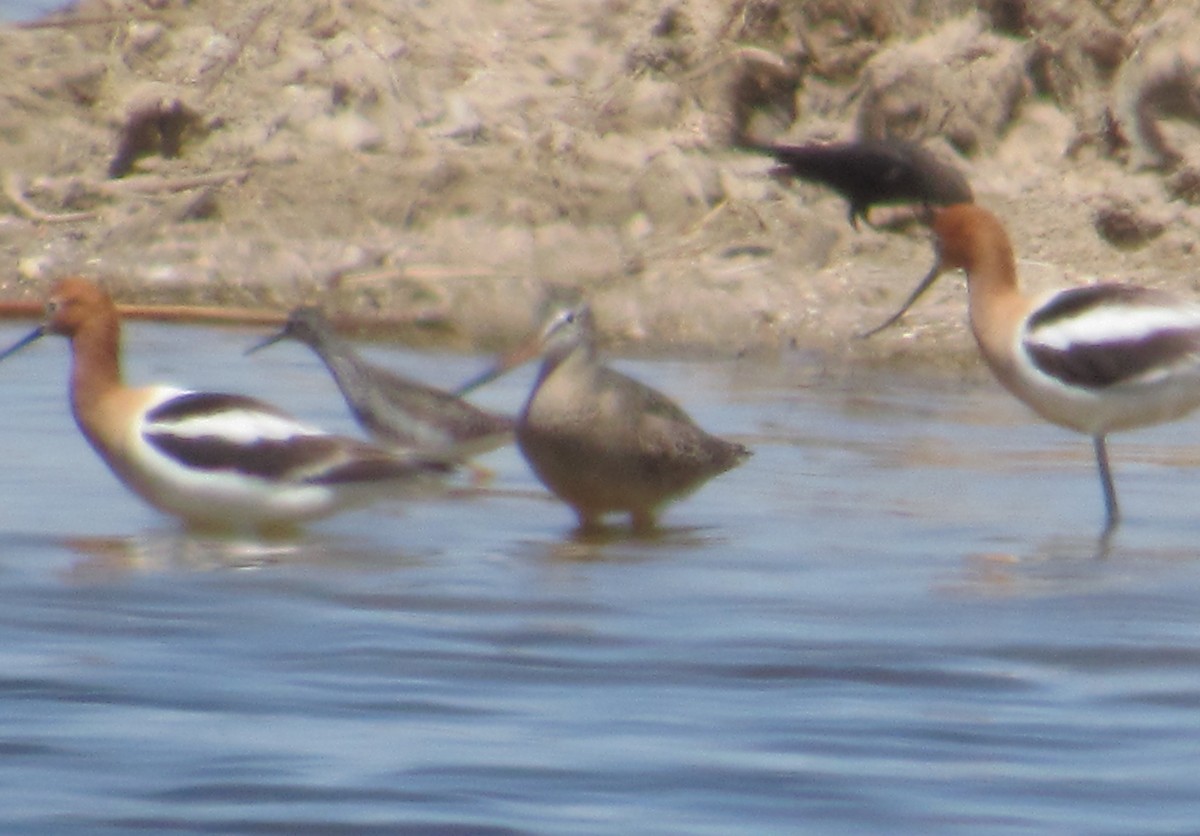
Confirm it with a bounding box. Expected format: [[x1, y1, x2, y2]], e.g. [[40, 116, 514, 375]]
[[0, 278, 451, 534]]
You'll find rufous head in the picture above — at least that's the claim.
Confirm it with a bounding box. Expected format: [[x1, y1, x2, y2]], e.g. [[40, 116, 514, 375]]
[[42, 276, 117, 339], [0, 276, 115, 362], [927, 203, 1009, 276], [859, 203, 1008, 338]]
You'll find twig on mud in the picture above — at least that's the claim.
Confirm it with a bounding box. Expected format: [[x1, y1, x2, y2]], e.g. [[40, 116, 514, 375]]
[[331, 265, 496, 287], [116, 303, 287, 326], [196, 5, 270, 99], [0, 301, 41, 319], [323, 267, 456, 323], [0, 300, 447, 331], [117, 303, 449, 331], [5, 169, 249, 222], [2, 172, 95, 223], [0, 301, 283, 326], [643, 199, 734, 259], [97, 169, 252, 195], [11, 13, 162, 30], [30, 169, 250, 200]]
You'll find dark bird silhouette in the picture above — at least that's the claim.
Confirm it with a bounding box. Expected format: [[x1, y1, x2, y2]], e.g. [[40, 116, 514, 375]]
[[742, 138, 973, 228], [247, 307, 513, 460]]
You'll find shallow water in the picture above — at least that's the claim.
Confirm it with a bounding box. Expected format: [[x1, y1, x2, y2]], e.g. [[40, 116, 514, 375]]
[[3, 322, 1200, 833], [0, 0, 62, 22]]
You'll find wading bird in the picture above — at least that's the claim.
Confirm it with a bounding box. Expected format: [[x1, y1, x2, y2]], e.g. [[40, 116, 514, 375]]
[[0, 278, 451, 534], [459, 298, 751, 532], [863, 203, 1200, 540], [248, 306, 512, 459]]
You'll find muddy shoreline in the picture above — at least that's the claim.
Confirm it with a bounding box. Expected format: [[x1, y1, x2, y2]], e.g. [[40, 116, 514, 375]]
[[2, 1, 1199, 374]]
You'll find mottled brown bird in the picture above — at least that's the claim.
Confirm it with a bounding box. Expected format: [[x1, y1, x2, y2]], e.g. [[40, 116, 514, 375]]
[[459, 299, 751, 531], [743, 138, 973, 228]]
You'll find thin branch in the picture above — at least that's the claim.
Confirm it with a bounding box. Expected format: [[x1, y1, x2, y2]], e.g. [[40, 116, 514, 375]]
[[98, 169, 252, 195], [11, 13, 162, 30], [197, 5, 270, 99], [0, 300, 448, 330], [331, 265, 495, 288], [2, 172, 94, 223], [0, 301, 40, 319], [27, 169, 250, 202]]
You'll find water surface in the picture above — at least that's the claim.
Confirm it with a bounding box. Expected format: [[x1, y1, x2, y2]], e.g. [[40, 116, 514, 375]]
[[2, 322, 1200, 834], [0, 0, 65, 22]]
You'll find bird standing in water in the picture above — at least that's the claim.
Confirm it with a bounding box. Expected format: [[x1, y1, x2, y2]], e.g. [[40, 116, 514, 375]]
[[741, 138, 973, 228], [0, 278, 451, 534], [248, 306, 513, 460], [863, 203, 1200, 540], [459, 298, 751, 532]]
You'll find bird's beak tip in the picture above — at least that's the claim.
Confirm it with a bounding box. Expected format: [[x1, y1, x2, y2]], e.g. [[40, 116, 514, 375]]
[[856, 258, 945, 340], [0, 325, 47, 363], [245, 330, 287, 356], [455, 334, 544, 395]]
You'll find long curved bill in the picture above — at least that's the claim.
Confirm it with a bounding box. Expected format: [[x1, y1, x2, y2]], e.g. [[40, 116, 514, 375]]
[[454, 334, 544, 396], [244, 327, 288, 356], [0, 325, 47, 362], [857, 257, 946, 339]]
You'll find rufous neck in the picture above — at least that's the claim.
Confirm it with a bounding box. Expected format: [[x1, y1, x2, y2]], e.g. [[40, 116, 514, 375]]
[[67, 314, 124, 414], [962, 224, 1020, 297]]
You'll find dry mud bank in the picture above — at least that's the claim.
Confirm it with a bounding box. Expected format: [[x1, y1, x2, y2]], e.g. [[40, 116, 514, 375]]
[[3, 0, 1200, 373]]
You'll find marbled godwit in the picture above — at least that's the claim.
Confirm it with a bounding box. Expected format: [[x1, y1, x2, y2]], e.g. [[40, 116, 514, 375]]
[[460, 298, 751, 531]]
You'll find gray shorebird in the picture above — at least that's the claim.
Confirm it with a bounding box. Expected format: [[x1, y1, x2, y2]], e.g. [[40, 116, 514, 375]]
[[459, 299, 751, 531], [248, 307, 513, 460], [741, 138, 973, 228]]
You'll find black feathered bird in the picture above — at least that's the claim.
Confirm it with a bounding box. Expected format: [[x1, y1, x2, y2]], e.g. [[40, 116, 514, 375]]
[[743, 138, 973, 228]]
